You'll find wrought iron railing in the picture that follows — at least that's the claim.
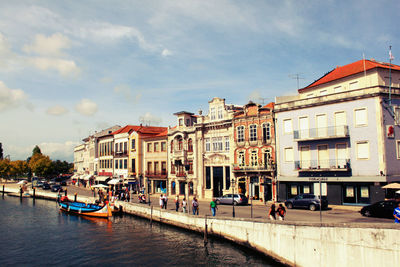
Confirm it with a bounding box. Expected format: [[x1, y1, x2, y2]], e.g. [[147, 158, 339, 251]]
[[294, 159, 351, 171], [293, 125, 349, 140]]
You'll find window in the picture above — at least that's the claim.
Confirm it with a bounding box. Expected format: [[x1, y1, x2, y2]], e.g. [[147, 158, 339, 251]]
[[115, 160, 118, 169], [263, 123, 271, 142], [188, 139, 193, 152], [131, 159, 136, 173], [355, 108, 367, 127], [225, 166, 230, 190], [205, 138, 211, 152], [124, 159, 127, 169], [397, 141, 400, 159], [238, 151, 245, 166], [154, 142, 159, 152], [250, 150, 258, 166], [131, 139, 136, 150], [395, 107, 400, 125], [210, 107, 216, 120], [283, 119, 293, 134], [119, 159, 123, 169], [217, 137, 223, 151], [186, 119, 190, 126], [225, 137, 230, 151], [147, 162, 152, 173], [124, 142, 127, 153], [170, 141, 173, 153], [161, 142, 166, 151], [147, 143, 152, 152], [349, 81, 358, 90], [237, 126, 244, 142], [218, 106, 223, 119], [154, 162, 159, 174], [212, 138, 218, 151], [177, 138, 183, 150], [161, 162, 167, 174], [249, 125, 257, 141], [320, 90, 328, 96], [284, 147, 294, 162], [356, 141, 369, 159], [179, 118, 183, 126], [263, 149, 272, 166]]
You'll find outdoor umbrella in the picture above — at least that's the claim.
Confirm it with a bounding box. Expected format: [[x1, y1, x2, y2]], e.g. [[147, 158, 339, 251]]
[[396, 190, 400, 194], [382, 183, 400, 189], [92, 184, 108, 188]]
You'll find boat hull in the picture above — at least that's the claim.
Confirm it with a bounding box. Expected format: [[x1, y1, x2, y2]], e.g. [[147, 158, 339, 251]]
[[58, 201, 112, 218]]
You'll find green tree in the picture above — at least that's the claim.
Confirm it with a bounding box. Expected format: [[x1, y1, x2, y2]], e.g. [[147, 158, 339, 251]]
[[29, 153, 53, 178], [0, 159, 11, 179], [32, 145, 42, 155], [10, 160, 29, 178]]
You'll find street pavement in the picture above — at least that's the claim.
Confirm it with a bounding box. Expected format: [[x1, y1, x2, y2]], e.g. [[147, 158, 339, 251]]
[[3, 182, 395, 225]]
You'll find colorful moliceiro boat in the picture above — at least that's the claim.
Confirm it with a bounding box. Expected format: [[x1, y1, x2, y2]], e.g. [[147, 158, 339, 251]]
[[58, 197, 112, 218]]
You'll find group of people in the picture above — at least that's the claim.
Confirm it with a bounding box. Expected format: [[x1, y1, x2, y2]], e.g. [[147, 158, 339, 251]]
[[268, 203, 286, 221]]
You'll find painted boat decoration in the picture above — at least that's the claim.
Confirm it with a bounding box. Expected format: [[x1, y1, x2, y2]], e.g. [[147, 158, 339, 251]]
[[58, 197, 112, 218]]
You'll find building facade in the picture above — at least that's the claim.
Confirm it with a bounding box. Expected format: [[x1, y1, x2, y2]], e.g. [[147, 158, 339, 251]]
[[275, 59, 400, 205], [232, 101, 276, 202]]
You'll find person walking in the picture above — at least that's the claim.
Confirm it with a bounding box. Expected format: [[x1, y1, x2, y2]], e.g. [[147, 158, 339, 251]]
[[394, 202, 400, 223], [159, 194, 164, 209], [175, 195, 180, 212], [192, 197, 199, 215], [277, 203, 286, 221], [210, 198, 217, 216], [268, 203, 276, 220], [182, 197, 187, 213], [163, 194, 168, 209]]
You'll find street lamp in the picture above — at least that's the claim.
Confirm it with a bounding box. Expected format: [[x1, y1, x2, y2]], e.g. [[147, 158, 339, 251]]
[[231, 178, 236, 217]]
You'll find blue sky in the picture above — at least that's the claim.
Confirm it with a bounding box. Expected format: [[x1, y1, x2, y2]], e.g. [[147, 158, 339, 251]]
[[0, 0, 399, 162]]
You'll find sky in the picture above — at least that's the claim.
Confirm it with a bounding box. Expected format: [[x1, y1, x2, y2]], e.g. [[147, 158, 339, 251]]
[[1, 0, 399, 162]]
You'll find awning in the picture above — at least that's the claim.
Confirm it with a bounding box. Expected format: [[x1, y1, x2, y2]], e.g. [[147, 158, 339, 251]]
[[82, 174, 92, 181], [95, 176, 110, 182], [382, 183, 400, 189], [108, 178, 122, 185]]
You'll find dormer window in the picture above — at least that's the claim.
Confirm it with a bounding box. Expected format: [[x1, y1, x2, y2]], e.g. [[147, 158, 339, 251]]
[[179, 118, 183, 126], [210, 107, 216, 120]]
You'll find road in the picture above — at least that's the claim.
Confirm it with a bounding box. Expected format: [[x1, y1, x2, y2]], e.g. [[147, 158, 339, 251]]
[[55, 184, 395, 225]]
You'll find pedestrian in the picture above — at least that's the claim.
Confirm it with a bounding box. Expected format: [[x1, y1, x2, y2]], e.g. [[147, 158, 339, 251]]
[[394, 202, 400, 224], [163, 194, 168, 209], [277, 203, 286, 221], [175, 195, 180, 212], [210, 198, 217, 216], [159, 194, 164, 209], [192, 197, 199, 215], [268, 203, 276, 220], [182, 197, 187, 213]]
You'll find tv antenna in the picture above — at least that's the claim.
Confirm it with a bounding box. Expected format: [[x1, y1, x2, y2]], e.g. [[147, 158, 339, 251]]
[[289, 73, 304, 90]]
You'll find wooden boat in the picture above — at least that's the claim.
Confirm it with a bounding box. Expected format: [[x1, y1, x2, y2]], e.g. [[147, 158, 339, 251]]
[[58, 197, 112, 218]]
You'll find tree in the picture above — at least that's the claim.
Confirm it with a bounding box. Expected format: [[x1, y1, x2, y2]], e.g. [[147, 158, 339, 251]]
[[28, 153, 53, 178], [0, 159, 11, 179], [32, 145, 42, 156], [9, 160, 29, 178]]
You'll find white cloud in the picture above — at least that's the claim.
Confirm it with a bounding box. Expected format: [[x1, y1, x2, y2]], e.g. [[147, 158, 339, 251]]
[[161, 49, 172, 57], [46, 105, 68, 116], [0, 81, 28, 111], [23, 33, 72, 57], [39, 141, 78, 161], [75, 98, 98, 116], [28, 57, 80, 77], [139, 112, 162, 126]]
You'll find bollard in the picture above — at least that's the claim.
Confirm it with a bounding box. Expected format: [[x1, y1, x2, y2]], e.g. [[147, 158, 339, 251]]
[[2, 185, 4, 195], [204, 215, 208, 245], [33, 187, 36, 199], [150, 206, 153, 225], [74, 193, 77, 202], [20, 187, 23, 199]]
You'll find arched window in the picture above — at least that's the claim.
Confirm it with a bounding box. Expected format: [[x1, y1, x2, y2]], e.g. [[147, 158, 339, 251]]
[[249, 125, 257, 141], [177, 137, 183, 151], [263, 148, 272, 167], [263, 123, 271, 142], [238, 151, 245, 166], [237, 126, 245, 142], [250, 150, 258, 166]]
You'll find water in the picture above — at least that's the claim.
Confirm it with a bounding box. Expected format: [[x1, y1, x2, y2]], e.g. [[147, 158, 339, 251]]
[[0, 196, 281, 266]]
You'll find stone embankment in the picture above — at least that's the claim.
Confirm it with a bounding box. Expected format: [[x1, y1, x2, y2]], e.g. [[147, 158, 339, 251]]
[[2, 185, 399, 267]]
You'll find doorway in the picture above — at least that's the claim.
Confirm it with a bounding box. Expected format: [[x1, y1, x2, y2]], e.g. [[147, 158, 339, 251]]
[[213, 167, 223, 197]]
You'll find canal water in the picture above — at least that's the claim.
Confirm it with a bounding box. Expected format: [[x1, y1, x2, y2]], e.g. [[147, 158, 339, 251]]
[[0, 196, 282, 266]]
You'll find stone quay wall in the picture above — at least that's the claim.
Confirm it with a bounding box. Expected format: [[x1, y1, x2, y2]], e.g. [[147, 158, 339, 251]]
[[2, 186, 399, 267]]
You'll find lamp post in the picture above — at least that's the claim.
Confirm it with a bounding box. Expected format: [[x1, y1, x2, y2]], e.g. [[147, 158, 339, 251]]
[[231, 178, 236, 218]]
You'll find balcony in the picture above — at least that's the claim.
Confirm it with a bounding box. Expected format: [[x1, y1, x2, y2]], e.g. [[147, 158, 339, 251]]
[[145, 171, 167, 179], [114, 151, 128, 157], [176, 172, 186, 177], [294, 159, 351, 172], [172, 149, 187, 158], [293, 126, 349, 141], [232, 163, 275, 172]]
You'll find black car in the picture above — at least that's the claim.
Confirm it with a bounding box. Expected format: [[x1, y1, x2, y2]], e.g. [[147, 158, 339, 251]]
[[42, 183, 51, 190], [285, 194, 328, 211], [51, 184, 64, 192], [360, 200, 399, 218]]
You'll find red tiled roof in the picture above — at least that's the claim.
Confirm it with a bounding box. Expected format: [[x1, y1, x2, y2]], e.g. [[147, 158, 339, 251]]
[[263, 102, 275, 109], [111, 125, 167, 135], [300, 59, 400, 92]]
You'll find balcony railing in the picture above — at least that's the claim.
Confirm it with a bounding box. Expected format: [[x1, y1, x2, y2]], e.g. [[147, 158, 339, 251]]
[[293, 126, 349, 141], [176, 172, 186, 177], [172, 150, 187, 158], [232, 163, 275, 172], [145, 171, 167, 178], [294, 159, 351, 171], [114, 151, 128, 157]]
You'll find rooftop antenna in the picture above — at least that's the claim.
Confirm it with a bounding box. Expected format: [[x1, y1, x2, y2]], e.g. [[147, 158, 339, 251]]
[[289, 73, 304, 90]]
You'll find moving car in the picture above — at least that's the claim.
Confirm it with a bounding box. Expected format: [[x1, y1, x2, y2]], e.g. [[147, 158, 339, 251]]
[[215, 194, 248, 206], [285, 194, 328, 211], [42, 183, 51, 190], [360, 200, 399, 218], [51, 184, 64, 192]]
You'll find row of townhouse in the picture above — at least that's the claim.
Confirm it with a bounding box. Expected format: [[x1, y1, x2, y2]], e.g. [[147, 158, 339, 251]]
[[74, 58, 400, 205]]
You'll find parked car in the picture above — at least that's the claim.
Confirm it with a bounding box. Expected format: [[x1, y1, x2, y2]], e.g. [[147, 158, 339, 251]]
[[360, 200, 399, 218], [216, 194, 248, 206], [285, 194, 328, 211], [51, 184, 63, 192], [42, 183, 51, 190]]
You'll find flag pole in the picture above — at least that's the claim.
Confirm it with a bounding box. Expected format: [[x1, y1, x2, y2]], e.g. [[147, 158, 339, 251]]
[[389, 46, 393, 108]]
